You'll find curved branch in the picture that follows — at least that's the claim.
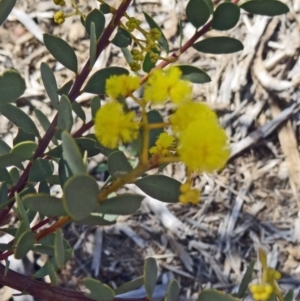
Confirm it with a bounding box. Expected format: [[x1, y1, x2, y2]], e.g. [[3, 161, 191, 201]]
[[0, 264, 148, 301]]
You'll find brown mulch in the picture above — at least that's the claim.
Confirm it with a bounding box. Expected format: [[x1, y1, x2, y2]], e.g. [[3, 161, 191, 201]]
[[1, 0, 300, 300]]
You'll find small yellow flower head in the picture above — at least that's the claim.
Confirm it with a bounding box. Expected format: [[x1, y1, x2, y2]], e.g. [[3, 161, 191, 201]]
[[94, 102, 139, 149], [179, 183, 200, 205], [53, 0, 65, 6], [267, 268, 281, 281], [177, 120, 230, 173], [169, 101, 217, 133], [105, 75, 140, 99], [144, 67, 192, 105], [54, 11, 65, 24], [149, 132, 175, 157], [250, 284, 273, 301]]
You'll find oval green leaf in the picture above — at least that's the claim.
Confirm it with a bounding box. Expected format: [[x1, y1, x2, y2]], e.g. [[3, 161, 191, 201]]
[[57, 79, 73, 96], [186, 0, 210, 29], [114, 276, 144, 295], [54, 229, 65, 268], [41, 63, 59, 109], [89, 22, 97, 68], [91, 95, 101, 118], [14, 230, 35, 259], [28, 158, 54, 182], [72, 101, 86, 123], [63, 174, 99, 220], [178, 65, 211, 84], [240, 0, 289, 16], [83, 278, 115, 301], [135, 175, 181, 203], [143, 48, 160, 73], [23, 193, 66, 217], [0, 69, 26, 104], [43, 34, 78, 73], [58, 95, 73, 132], [13, 128, 35, 145], [107, 151, 133, 179], [236, 260, 255, 298], [144, 257, 158, 298], [0, 0, 17, 26], [85, 9, 105, 39], [112, 28, 132, 48], [164, 279, 181, 301], [11, 141, 37, 160], [97, 194, 144, 215], [83, 67, 129, 94], [198, 289, 237, 301], [284, 290, 294, 301], [212, 3, 240, 31], [0, 104, 39, 136], [193, 37, 244, 54], [62, 131, 85, 175], [58, 157, 73, 187]]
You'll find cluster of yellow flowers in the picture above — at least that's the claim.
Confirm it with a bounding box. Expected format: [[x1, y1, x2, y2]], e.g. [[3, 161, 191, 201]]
[[54, 11, 65, 24], [249, 249, 282, 301], [94, 66, 230, 205]]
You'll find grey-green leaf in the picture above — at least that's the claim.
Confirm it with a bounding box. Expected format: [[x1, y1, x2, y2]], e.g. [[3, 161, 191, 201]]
[[164, 279, 180, 301], [193, 37, 244, 54], [236, 260, 255, 298], [186, 0, 210, 29], [89, 22, 97, 68], [0, 104, 39, 136], [0, 170, 12, 185], [58, 95, 73, 132], [54, 229, 65, 268], [0, 0, 17, 26], [0, 139, 10, 154], [13, 128, 35, 145], [28, 158, 54, 182], [62, 131, 85, 175], [284, 290, 294, 301], [177, 65, 211, 84], [41, 63, 59, 109], [91, 96, 101, 118], [14, 230, 35, 259], [112, 28, 132, 48], [83, 67, 129, 94], [212, 3, 240, 31], [240, 0, 289, 16], [114, 276, 144, 295], [0, 142, 37, 169], [0, 182, 8, 205], [143, 12, 169, 53], [16, 192, 30, 228], [43, 34, 78, 73], [135, 175, 181, 203], [72, 101, 86, 123], [97, 194, 144, 215], [0, 69, 26, 104], [57, 79, 73, 96], [198, 289, 237, 301], [23, 193, 66, 217], [144, 257, 158, 298], [143, 48, 160, 73], [107, 151, 133, 179], [85, 9, 105, 39], [0, 243, 12, 251], [63, 174, 99, 220], [84, 278, 115, 301]]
